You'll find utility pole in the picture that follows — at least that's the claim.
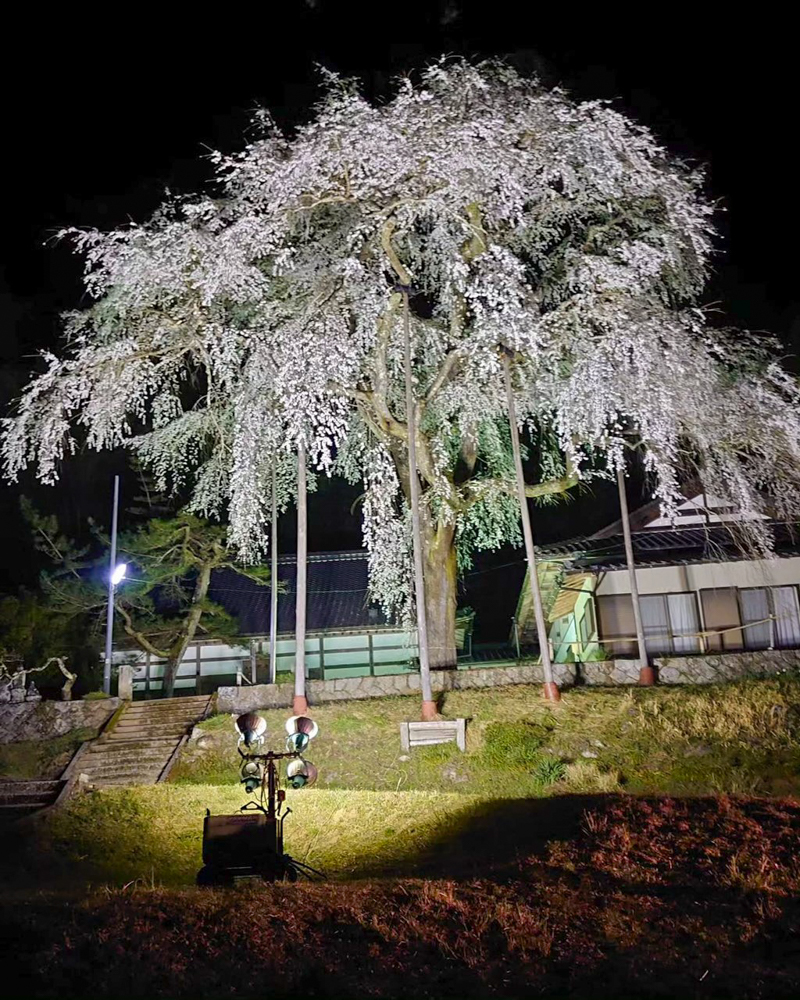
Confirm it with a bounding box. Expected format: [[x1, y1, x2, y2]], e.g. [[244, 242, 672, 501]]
[[616, 463, 655, 685], [293, 442, 309, 715], [502, 352, 560, 702], [269, 461, 279, 686], [103, 475, 120, 696], [401, 288, 437, 721]]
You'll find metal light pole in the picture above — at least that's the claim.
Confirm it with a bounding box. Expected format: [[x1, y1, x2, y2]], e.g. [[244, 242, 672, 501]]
[[293, 442, 309, 716], [616, 463, 655, 685], [269, 461, 279, 686], [502, 352, 560, 702], [103, 475, 120, 695], [401, 288, 437, 721]]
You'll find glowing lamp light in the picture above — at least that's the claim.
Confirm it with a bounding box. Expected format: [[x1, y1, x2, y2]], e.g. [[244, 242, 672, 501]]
[[286, 758, 318, 789], [111, 563, 127, 586], [285, 715, 319, 752], [235, 712, 268, 748]]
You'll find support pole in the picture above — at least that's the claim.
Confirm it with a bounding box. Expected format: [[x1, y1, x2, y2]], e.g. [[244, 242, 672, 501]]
[[103, 475, 120, 696], [269, 462, 279, 686], [502, 354, 560, 702], [293, 442, 309, 716], [616, 464, 655, 685], [401, 289, 437, 720]]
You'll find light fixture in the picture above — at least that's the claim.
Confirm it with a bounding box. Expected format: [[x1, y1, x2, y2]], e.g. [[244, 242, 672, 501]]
[[111, 562, 127, 586], [240, 758, 263, 794], [285, 715, 319, 752], [286, 758, 318, 789], [235, 712, 268, 748]]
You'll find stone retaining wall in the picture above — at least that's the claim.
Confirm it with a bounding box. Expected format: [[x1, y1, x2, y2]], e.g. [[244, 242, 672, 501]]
[[218, 649, 800, 714], [581, 648, 800, 686], [0, 698, 120, 744], [219, 662, 571, 714]]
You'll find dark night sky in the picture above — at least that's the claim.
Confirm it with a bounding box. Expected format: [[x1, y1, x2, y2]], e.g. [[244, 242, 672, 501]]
[[1, 4, 797, 636]]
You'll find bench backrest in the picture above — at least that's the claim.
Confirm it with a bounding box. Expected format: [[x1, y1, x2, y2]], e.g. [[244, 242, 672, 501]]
[[400, 718, 466, 752]]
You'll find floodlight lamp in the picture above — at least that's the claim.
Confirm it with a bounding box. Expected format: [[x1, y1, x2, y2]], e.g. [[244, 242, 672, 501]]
[[286, 731, 310, 752], [235, 712, 267, 748], [111, 563, 127, 586], [286, 758, 318, 789], [285, 715, 319, 740]]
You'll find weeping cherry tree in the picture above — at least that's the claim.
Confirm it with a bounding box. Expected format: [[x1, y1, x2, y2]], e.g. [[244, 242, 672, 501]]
[[5, 59, 800, 676]]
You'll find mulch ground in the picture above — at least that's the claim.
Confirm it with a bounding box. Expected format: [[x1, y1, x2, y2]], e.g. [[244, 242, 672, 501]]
[[1, 795, 799, 999]]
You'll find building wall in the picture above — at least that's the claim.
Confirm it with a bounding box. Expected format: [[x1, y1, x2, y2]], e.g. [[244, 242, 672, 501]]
[[595, 556, 800, 596], [550, 589, 600, 663]]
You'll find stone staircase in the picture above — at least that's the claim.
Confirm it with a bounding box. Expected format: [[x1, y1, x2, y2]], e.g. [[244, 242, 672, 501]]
[[0, 778, 65, 825], [76, 694, 212, 787]]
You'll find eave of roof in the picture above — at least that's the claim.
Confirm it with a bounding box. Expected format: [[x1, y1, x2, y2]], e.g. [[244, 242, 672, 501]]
[[537, 522, 800, 571]]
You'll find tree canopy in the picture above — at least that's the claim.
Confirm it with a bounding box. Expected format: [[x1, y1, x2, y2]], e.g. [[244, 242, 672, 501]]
[[4, 59, 800, 661]]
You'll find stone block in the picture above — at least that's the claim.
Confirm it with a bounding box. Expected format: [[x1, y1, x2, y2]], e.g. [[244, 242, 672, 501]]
[[118, 665, 134, 701]]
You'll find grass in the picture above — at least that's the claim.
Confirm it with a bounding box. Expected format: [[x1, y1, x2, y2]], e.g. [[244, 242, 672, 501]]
[[2, 795, 799, 998], [169, 676, 800, 798], [0, 727, 97, 780], [2, 678, 800, 995]]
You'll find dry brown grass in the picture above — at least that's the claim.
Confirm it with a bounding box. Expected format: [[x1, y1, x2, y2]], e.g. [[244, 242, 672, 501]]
[[2, 795, 799, 999]]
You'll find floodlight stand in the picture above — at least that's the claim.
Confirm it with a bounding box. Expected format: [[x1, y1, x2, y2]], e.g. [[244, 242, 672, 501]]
[[501, 352, 560, 703], [235, 746, 326, 881], [616, 464, 655, 685]]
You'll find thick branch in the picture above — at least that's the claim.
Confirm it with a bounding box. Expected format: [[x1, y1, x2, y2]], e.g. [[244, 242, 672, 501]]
[[115, 602, 170, 660]]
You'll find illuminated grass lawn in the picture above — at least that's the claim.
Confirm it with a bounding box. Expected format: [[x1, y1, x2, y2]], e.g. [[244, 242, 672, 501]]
[[16, 676, 799, 891], [170, 677, 800, 798], [41, 786, 484, 886]]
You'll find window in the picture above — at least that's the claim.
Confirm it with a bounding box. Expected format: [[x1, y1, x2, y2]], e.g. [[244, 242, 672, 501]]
[[740, 586, 800, 650], [700, 589, 744, 651], [639, 593, 701, 655]]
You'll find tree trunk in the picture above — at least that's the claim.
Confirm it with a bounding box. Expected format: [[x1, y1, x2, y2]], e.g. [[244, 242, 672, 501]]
[[161, 560, 213, 699], [420, 515, 457, 670]]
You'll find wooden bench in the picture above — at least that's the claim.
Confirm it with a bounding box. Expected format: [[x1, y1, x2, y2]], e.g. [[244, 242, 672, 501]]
[[400, 719, 466, 752]]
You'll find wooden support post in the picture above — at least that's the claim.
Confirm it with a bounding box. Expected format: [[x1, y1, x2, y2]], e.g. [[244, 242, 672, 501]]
[[294, 441, 309, 716], [401, 288, 437, 721], [502, 352, 560, 702], [269, 461, 278, 686], [616, 464, 655, 685]]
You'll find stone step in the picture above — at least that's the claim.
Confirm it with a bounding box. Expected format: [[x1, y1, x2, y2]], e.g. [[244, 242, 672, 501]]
[[82, 768, 165, 783], [0, 779, 62, 794], [119, 715, 198, 725], [82, 760, 173, 775], [125, 699, 210, 710], [85, 746, 176, 760], [78, 743, 178, 771], [81, 759, 166, 775], [103, 726, 186, 743], [110, 725, 189, 736], [90, 774, 164, 787], [129, 697, 211, 709], [94, 733, 180, 752], [0, 803, 45, 818], [0, 790, 61, 806]]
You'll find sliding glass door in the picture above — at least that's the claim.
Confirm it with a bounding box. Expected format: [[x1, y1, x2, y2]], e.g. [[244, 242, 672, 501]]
[[639, 593, 700, 655]]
